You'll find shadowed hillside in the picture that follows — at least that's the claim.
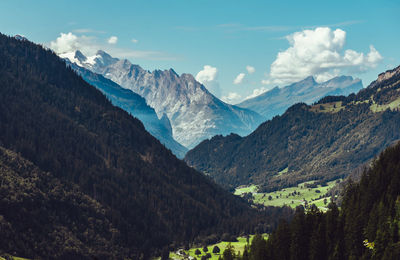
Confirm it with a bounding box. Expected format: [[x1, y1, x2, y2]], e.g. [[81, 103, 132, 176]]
[[0, 34, 290, 259]]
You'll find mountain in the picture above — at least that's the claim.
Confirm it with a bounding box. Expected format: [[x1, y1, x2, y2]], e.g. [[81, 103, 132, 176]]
[[238, 75, 363, 120], [63, 50, 264, 149], [0, 33, 288, 259], [185, 65, 400, 192], [255, 140, 400, 260], [66, 57, 187, 158], [0, 145, 124, 259]]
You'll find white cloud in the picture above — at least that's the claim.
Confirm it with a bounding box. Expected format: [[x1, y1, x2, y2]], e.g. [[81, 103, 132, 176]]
[[196, 65, 218, 83], [50, 32, 89, 54], [233, 73, 246, 84], [246, 65, 255, 74], [245, 87, 270, 100], [196, 65, 221, 97], [107, 36, 118, 44], [221, 92, 242, 104], [265, 27, 383, 86], [131, 38, 139, 43], [49, 32, 174, 61]]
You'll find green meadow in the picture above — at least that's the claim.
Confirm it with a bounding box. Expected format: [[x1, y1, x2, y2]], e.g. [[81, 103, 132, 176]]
[[169, 234, 268, 260], [235, 180, 339, 211]]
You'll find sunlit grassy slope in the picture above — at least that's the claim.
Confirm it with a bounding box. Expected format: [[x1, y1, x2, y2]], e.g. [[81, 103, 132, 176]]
[[235, 180, 339, 212], [169, 234, 268, 260]]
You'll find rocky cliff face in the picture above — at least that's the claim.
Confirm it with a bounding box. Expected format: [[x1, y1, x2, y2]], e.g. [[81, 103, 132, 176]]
[[238, 75, 363, 120], [65, 50, 264, 148], [66, 59, 187, 158]]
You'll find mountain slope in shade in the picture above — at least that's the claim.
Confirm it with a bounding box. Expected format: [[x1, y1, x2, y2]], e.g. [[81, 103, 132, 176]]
[[66, 58, 187, 158], [185, 66, 400, 192], [63, 50, 264, 149], [0, 146, 124, 259], [238, 75, 363, 120], [0, 33, 286, 259]]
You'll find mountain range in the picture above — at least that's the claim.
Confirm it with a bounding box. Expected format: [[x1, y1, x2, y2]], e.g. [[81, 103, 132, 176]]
[[62, 50, 264, 149], [0, 34, 293, 259], [67, 58, 187, 158], [238, 75, 363, 120], [185, 65, 400, 192]]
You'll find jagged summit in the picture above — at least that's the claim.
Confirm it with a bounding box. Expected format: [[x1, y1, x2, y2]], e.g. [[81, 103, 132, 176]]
[[68, 50, 264, 148], [368, 65, 400, 89]]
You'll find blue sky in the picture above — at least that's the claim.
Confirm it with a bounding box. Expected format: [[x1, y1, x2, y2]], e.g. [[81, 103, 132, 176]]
[[1, 0, 399, 103]]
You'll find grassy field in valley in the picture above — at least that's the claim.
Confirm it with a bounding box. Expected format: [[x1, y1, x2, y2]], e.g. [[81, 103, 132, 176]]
[[169, 234, 268, 259], [0, 256, 29, 260], [235, 180, 340, 211]]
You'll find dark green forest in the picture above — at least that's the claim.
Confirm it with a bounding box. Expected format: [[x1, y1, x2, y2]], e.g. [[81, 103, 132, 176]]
[[0, 34, 292, 259], [185, 66, 400, 192], [217, 141, 400, 260]]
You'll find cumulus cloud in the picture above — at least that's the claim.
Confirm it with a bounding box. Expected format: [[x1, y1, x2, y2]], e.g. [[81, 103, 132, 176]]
[[107, 36, 118, 44], [221, 92, 242, 104], [245, 87, 270, 100], [50, 32, 92, 54], [246, 65, 255, 74], [196, 65, 221, 97], [265, 27, 383, 86], [233, 73, 246, 84], [49, 32, 174, 60], [196, 65, 218, 83]]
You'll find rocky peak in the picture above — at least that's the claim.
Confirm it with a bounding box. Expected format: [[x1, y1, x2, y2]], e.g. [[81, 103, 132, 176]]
[[71, 50, 264, 148], [94, 50, 119, 67], [377, 65, 400, 83], [74, 50, 87, 63]]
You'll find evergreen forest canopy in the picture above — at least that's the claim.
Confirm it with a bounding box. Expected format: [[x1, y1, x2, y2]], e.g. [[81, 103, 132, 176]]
[[221, 139, 400, 260], [185, 65, 400, 192], [0, 34, 292, 259]]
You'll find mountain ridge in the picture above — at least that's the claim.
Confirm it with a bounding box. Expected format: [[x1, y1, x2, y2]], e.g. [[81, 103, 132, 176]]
[[66, 59, 187, 158], [238, 75, 363, 120], [63, 50, 264, 148], [0, 33, 285, 258], [185, 65, 400, 192]]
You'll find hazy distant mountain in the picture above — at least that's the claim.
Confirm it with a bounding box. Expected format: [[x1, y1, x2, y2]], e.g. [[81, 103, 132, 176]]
[[64, 50, 264, 148], [238, 75, 363, 119], [66, 58, 187, 158], [185, 66, 400, 192]]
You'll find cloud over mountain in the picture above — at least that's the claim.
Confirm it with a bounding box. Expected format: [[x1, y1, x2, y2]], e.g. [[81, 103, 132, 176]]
[[50, 32, 172, 60], [246, 65, 255, 74], [107, 36, 118, 44], [233, 73, 245, 84], [264, 27, 382, 86], [196, 65, 221, 96]]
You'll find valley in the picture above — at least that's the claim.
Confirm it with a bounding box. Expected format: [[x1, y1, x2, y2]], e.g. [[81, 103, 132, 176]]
[[1, 1, 399, 259], [168, 234, 268, 260], [185, 66, 400, 192]]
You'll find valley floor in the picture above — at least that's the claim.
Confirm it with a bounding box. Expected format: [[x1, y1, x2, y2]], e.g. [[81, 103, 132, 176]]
[[168, 234, 268, 260], [235, 179, 340, 211]]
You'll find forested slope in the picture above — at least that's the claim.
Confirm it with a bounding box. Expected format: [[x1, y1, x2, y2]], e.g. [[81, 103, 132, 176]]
[[240, 140, 400, 259], [185, 66, 400, 192], [0, 34, 288, 259]]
